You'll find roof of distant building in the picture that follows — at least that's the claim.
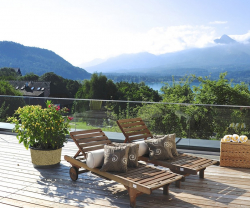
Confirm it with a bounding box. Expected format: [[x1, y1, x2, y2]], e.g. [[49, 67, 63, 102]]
[[8, 81, 50, 97]]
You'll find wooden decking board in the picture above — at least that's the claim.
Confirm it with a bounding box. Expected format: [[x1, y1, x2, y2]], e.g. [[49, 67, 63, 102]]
[[0, 176, 130, 207], [1, 134, 250, 207], [0, 175, 127, 202], [0, 203, 20, 208]]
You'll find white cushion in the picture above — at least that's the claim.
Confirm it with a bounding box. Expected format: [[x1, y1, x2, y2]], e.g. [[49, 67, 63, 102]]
[[133, 140, 149, 157], [86, 149, 104, 169]]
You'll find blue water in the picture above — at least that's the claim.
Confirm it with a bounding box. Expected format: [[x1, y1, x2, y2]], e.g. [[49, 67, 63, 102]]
[[146, 82, 200, 92], [146, 81, 250, 92]]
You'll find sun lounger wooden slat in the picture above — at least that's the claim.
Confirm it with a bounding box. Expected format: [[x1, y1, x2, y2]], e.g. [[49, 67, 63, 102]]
[[79, 139, 111, 148], [64, 129, 183, 208], [73, 133, 107, 140], [117, 117, 220, 185], [76, 136, 109, 143], [123, 125, 148, 132], [81, 145, 106, 153]]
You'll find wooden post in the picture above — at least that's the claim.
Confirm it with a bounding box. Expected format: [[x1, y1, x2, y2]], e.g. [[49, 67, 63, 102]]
[[199, 168, 206, 179], [124, 186, 142, 208], [175, 180, 181, 188], [163, 184, 169, 195]]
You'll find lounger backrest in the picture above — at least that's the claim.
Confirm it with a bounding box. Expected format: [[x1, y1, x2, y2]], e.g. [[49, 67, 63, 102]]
[[117, 117, 153, 143], [70, 129, 111, 158]]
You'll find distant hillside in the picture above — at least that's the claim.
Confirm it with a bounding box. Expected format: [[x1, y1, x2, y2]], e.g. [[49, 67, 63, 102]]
[[86, 52, 162, 73], [79, 58, 106, 68], [0, 41, 91, 80], [85, 35, 250, 79]]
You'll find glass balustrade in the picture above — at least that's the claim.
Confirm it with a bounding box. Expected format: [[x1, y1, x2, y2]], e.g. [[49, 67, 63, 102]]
[[1, 95, 249, 151]]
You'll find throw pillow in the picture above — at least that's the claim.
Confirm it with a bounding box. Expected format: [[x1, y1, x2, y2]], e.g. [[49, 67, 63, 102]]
[[154, 134, 178, 157], [145, 135, 173, 160], [100, 145, 129, 172], [167, 133, 178, 156], [112, 142, 139, 167]]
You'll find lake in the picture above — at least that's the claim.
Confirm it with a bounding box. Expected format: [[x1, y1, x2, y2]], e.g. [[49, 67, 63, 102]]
[[146, 81, 250, 92], [146, 82, 201, 92]]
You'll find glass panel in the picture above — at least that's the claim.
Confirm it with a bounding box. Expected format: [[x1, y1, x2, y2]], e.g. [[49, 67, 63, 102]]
[[0, 95, 249, 151]]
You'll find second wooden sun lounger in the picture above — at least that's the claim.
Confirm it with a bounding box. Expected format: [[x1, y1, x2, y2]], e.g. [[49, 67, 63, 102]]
[[117, 118, 219, 183], [64, 129, 183, 208]]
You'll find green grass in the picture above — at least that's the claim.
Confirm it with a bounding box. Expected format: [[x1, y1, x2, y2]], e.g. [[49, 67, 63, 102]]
[[69, 121, 121, 132]]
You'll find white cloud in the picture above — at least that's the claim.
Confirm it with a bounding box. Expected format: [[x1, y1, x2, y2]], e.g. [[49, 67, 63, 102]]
[[230, 31, 250, 43], [77, 25, 217, 65], [134, 25, 216, 55], [209, 21, 228, 24]]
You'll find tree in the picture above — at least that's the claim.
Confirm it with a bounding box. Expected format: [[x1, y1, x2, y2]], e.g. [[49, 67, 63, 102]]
[[39, 72, 80, 98], [193, 72, 250, 105], [192, 73, 250, 138], [116, 81, 161, 102], [161, 76, 194, 103], [76, 73, 118, 100], [75, 73, 118, 114], [0, 67, 19, 80], [137, 73, 250, 139], [0, 80, 25, 121], [18, 72, 39, 81]]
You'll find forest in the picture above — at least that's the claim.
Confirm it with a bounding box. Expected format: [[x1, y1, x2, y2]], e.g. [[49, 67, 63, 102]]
[[1, 67, 250, 140]]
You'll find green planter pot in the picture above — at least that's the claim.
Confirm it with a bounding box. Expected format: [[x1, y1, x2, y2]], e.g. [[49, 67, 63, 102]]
[[30, 146, 62, 168]]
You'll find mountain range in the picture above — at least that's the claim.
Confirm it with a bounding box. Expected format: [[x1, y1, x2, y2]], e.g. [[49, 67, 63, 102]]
[[1, 35, 250, 82], [0, 41, 91, 80], [84, 35, 250, 78]]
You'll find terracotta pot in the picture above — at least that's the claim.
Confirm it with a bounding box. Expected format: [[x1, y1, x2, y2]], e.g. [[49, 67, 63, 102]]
[[30, 146, 62, 168]]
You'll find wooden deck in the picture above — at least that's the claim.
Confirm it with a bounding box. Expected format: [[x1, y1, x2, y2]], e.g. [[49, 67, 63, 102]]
[[0, 133, 250, 208]]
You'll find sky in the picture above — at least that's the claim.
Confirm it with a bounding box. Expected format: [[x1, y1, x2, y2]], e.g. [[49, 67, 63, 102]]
[[1, 0, 250, 67]]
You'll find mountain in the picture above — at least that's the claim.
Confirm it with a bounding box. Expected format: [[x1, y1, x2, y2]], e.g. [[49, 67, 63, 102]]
[[85, 35, 250, 77], [85, 52, 161, 73], [0, 41, 91, 80], [79, 58, 106, 68], [214, 34, 237, 44]]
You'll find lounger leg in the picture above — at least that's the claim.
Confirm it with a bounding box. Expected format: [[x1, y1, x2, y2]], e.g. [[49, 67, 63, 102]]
[[175, 179, 181, 188], [199, 168, 206, 179], [124, 186, 142, 208], [163, 184, 169, 195]]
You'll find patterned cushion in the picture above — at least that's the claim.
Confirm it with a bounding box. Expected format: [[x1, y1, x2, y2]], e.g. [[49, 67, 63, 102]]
[[167, 133, 178, 156], [112, 143, 139, 167], [145, 135, 173, 160], [100, 145, 129, 172], [154, 134, 178, 157]]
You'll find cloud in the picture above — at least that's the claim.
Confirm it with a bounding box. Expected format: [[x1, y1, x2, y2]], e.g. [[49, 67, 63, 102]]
[[135, 25, 216, 55], [230, 31, 250, 43], [77, 25, 217, 64], [209, 21, 228, 24]]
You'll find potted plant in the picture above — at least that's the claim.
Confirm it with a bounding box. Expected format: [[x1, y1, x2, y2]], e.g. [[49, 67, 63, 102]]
[[8, 100, 73, 168]]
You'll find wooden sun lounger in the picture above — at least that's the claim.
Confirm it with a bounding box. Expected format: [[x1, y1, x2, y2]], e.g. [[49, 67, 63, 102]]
[[64, 129, 183, 208], [117, 118, 220, 183]]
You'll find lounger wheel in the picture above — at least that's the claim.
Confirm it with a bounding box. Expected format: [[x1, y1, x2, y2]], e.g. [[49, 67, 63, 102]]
[[70, 166, 78, 181]]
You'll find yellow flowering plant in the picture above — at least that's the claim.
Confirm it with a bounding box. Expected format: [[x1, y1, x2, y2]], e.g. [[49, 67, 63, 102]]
[[7, 100, 73, 150]]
